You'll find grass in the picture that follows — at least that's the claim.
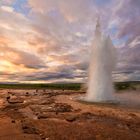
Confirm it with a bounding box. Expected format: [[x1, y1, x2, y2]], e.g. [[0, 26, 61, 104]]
[[114, 81, 140, 91], [0, 81, 139, 90], [0, 83, 81, 90]]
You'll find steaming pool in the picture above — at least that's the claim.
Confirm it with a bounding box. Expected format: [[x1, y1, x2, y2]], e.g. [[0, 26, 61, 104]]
[[73, 91, 140, 110]]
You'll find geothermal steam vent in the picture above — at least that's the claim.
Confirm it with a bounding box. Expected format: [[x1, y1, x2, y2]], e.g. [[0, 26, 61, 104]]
[[85, 19, 116, 102]]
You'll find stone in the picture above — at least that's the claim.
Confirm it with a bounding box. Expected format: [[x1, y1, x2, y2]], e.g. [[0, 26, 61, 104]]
[[74, 108, 81, 112], [11, 120, 16, 123], [53, 103, 73, 113], [25, 92, 29, 96], [129, 113, 137, 117], [22, 122, 39, 134], [7, 96, 24, 104], [65, 115, 77, 122], [79, 112, 95, 120], [39, 98, 54, 105], [37, 113, 49, 119]]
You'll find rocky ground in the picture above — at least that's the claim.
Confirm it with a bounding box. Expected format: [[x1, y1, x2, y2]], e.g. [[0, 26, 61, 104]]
[[0, 89, 140, 140]]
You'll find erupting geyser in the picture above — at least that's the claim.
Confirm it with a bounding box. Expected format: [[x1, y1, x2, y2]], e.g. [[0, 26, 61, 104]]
[[84, 18, 117, 103]]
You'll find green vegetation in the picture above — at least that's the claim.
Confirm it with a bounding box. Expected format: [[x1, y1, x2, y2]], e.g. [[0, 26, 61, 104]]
[[0, 81, 139, 90], [0, 83, 81, 90], [114, 81, 140, 91]]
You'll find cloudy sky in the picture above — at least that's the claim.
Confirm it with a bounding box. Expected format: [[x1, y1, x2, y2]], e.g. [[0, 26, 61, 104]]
[[0, 0, 139, 83]]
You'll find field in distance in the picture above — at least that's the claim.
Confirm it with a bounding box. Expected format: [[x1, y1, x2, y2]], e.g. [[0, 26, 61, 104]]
[[0, 81, 139, 91]]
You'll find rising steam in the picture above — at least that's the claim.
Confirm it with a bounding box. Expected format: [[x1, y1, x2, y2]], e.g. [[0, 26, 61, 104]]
[[85, 18, 116, 102]]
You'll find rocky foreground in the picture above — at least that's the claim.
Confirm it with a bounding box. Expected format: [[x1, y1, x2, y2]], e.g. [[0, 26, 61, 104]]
[[0, 89, 140, 140]]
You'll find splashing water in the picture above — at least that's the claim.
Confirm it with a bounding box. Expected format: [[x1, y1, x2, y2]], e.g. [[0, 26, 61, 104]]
[[84, 19, 117, 102]]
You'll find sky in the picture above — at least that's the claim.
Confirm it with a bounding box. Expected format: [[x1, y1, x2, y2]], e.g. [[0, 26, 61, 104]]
[[0, 0, 139, 83]]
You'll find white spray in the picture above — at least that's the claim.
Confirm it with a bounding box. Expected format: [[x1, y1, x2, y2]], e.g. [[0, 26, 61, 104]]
[[85, 18, 116, 102]]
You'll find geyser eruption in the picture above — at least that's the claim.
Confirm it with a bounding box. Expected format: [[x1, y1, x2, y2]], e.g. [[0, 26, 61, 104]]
[[85, 18, 116, 102]]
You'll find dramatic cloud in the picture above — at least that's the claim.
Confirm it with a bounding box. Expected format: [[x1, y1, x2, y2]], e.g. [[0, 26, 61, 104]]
[[0, 0, 16, 5], [0, 45, 45, 68], [0, 0, 139, 83]]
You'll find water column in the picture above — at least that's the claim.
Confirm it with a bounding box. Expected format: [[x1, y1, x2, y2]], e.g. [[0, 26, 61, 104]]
[[85, 19, 116, 102]]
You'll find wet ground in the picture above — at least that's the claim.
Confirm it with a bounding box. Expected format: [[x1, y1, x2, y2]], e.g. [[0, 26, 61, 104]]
[[0, 89, 140, 140]]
